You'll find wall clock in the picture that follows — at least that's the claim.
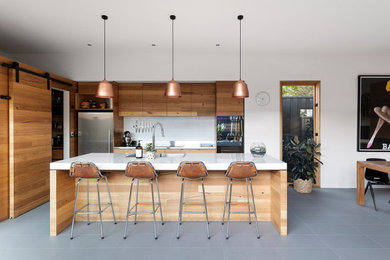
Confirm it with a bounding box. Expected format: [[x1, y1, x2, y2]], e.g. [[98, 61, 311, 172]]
[[256, 91, 270, 106]]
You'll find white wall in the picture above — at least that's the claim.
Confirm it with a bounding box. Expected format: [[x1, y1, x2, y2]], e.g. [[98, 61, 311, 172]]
[[123, 116, 216, 145], [10, 51, 390, 188]]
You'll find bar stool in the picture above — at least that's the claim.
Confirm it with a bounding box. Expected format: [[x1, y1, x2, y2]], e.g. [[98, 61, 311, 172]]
[[222, 161, 260, 239], [176, 161, 210, 239], [69, 162, 116, 240], [123, 161, 164, 240]]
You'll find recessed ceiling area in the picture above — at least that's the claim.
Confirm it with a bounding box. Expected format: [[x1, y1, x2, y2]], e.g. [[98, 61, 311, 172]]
[[0, 0, 390, 55]]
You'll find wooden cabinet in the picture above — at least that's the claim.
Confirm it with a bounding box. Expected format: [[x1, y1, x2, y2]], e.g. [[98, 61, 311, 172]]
[[191, 83, 216, 116], [76, 82, 113, 111], [118, 84, 143, 116], [167, 83, 192, 116], [216, 81, 244, 116], [142, 83, 167, 116]]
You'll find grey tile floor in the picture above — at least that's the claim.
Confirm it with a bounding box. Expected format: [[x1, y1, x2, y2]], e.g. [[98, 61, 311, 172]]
[[1, 188, 390, 259]]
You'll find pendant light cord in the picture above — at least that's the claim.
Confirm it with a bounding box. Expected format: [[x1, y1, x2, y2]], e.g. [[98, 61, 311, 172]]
[[239, 18, 242, 80], [104, 18, 106, 80], [172, 18, 175, 80]]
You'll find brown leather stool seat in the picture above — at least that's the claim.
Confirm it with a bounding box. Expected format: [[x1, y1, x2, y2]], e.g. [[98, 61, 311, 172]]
[[222, 161, 260, 239], [123, 161, 163, 240], [125, 161, 157, 179], [176, 161, 210, 239], [69, 162, 116, 240], [177, 161, 208, 179]]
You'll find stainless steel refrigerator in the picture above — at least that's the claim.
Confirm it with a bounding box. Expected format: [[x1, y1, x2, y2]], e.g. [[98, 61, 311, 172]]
[[78, 112, 113, 155]]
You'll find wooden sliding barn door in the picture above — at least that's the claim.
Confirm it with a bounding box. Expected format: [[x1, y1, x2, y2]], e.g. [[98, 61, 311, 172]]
[[0, 56, 12, 221], [9, 69, 51, 218]]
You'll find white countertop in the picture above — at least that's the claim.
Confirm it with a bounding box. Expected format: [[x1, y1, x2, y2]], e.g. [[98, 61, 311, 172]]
[[114, 146, 216, 150], [50, 153, 286, 171]]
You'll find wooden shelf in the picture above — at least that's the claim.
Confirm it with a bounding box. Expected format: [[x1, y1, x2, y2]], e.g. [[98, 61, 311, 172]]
[[76, 108, 113, 112]]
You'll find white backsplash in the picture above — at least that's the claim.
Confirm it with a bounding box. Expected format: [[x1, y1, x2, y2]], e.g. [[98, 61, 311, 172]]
[[123, 117, 216, 147]]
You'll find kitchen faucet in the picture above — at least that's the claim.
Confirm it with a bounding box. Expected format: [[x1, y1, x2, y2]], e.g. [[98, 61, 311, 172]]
[[152, 122, 165, 152]]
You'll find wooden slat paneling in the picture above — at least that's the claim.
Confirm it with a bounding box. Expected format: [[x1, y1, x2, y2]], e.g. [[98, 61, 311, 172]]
[[118, 83, 143, 116], [0, 56, 12, 221], [216, 81, 244, 116], [9, 70, 51, 218], [74, 170, 272, 222], [167, 83, 192, 116], [191, 83, 216, 116], [142, 83, 167, 116]]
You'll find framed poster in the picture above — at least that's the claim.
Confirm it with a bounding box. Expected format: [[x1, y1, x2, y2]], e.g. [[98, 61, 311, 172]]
[[358, 75, 390, 151]]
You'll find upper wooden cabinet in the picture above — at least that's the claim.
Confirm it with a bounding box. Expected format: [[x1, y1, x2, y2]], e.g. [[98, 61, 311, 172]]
[[216, 81, 244, 116], [118, 84, 143, 116], [117, 82, 220, 117], [191, 83, 216, 116], [142, 83, 167, 116], [167, 83, 192, 116]]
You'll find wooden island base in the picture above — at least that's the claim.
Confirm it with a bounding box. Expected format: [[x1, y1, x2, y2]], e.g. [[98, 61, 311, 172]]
[[50, 169, 287, 236]]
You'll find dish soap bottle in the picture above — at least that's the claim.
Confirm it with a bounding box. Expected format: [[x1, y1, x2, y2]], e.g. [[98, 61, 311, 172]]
[[136, 141, 143, 159]]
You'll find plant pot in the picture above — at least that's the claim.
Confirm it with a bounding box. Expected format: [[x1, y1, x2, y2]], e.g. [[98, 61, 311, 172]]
[[145, 151, 155, 161], [293, 178, 312, 193]]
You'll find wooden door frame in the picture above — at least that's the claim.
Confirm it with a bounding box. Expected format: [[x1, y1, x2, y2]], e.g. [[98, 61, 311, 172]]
[[280, 81, 321, 188]]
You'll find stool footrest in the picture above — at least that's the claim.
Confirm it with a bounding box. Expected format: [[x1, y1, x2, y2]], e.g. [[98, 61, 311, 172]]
[[127, 204, 161, 216], [182, 211, 206, 214], [229, 211, 255, 215], [182, 202, 205, 205], [75, 204, 111, 215], [225, 202, 250, 205]]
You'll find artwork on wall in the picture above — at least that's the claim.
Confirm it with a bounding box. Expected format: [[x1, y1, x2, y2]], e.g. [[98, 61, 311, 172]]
[[358, 75, 390, 152]]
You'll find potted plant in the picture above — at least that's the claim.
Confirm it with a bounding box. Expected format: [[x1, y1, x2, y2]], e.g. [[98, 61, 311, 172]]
[[145, 143, 155, 160], [283, 137, 322, 193]]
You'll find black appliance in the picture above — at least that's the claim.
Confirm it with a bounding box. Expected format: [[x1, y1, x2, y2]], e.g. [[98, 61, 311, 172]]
[[217, 116, 244, 153]]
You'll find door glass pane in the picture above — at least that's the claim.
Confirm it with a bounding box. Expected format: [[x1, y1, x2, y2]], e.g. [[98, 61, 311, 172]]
[[282, 85, 315, 182]]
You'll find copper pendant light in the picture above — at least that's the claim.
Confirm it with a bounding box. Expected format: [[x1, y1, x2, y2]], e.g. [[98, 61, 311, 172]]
[[165, 15, 181, 98], [96, 15, 114, 98], [232, 15, 249, 98]]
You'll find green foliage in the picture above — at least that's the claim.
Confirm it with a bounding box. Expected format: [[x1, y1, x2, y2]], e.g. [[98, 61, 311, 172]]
[[283, 137, 322, 183], [282, 86, 313, 97], [217, 123, 225, 140], [146, 143, 153, 152]]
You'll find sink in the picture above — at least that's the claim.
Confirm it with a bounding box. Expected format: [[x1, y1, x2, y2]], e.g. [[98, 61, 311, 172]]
[[158, 153, 186, 158]]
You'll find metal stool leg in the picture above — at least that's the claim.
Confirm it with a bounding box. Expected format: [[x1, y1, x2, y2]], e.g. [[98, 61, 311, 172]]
[[104, 176, 117, 224], [176, 178, 185, 239], [221, 178, 229, 225], [155, 176, 164, 225], [134, 178, 139, 225], [96, 179, 104, 239], [246, 178, 252, 224], [226, 178, 233, 239], [70, 179, 81, 240], [369, 182, 378, 211], [150, 179, 158, 239], [249, 178, 260, 239], [123, 178, 134, 239], [201, 178, 210, 239], [87, 179, 90, 225]]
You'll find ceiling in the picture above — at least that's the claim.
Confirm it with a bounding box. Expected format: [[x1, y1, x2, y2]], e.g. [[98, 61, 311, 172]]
[[1, 0, 390, 55]]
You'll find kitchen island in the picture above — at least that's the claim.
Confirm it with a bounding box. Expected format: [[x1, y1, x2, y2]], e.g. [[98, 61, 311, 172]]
[[50, 153, 287, 236]]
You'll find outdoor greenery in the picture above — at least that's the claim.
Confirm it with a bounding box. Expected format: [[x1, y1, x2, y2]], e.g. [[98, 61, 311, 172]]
[[283, 137, 322, 183], [282, 85, 313, 97]]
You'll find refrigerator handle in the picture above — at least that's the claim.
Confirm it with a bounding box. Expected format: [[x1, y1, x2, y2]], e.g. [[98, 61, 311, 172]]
[[108, 130, 111, 153]]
